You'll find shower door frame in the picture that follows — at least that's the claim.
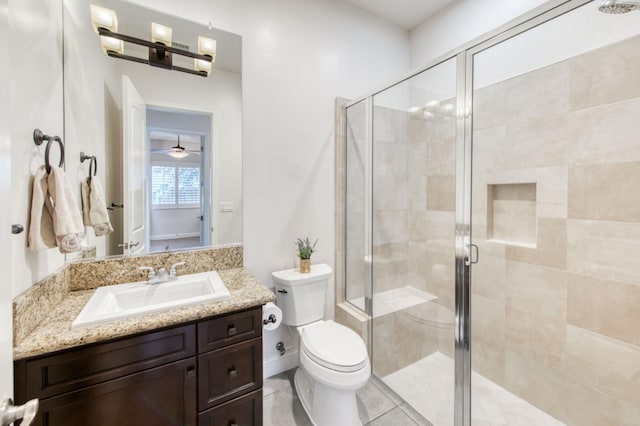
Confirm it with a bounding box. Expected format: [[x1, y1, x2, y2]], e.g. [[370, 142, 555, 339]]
[[342, 1, 593, 425]]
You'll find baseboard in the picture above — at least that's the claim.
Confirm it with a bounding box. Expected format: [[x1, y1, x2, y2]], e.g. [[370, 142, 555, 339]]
[[263, 348, 298, 379], [150, 232, 200, 240]]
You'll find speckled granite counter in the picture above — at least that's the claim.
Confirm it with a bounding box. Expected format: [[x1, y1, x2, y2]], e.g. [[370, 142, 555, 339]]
[[14, 268, 275, 360]]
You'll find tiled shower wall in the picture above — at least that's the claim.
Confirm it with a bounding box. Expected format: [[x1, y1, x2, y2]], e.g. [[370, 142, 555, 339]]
[[471, 35, 640, 424], [341, 33, 640, 425]]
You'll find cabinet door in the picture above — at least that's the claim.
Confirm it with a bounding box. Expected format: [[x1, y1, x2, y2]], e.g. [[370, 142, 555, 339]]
[[198, 389, 262, 426], [16, 325, 196, 401], [198, 338, 262, 410], [33, 358, 197, 426]]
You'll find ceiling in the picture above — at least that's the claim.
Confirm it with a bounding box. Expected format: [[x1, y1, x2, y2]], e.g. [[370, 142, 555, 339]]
[[341, 0, 458, 30]]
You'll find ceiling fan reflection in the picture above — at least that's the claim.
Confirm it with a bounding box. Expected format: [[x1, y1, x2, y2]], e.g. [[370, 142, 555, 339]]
[[150, 135, 201, 159]]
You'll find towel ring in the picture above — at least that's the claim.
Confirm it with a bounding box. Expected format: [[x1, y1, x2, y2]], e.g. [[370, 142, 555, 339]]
[[34, 129, 64, 174], [80, 152, 97, 177]]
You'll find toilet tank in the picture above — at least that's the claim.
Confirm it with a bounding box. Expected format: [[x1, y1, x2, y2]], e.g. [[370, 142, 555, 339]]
[[271, 264, 332, 326]]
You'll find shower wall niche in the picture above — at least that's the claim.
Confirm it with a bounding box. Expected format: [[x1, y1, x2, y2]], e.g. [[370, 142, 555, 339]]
[[486, 183, 537, 247]]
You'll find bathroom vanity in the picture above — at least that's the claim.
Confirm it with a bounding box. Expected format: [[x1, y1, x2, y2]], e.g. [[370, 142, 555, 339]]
[[12, 258, 275, 426], [14, 307, 263, 425]]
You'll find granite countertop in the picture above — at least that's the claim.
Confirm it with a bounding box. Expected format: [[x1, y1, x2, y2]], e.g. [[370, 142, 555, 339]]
[[14, 268, 275, 360]]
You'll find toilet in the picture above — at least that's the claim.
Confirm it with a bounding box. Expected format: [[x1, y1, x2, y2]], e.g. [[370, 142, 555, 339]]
[[272, 264, 370, 426]]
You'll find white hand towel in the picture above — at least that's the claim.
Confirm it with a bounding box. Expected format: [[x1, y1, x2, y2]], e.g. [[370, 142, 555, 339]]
[[81, 178, 91, 226], [88, 176, 113, 236], [28, 166, 57, 250], [47, 166, 86, 253]]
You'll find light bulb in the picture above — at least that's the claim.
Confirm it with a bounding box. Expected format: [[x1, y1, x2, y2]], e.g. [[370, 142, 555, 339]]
[[151, 22, 173, 45], [90, 5, 118, 33]]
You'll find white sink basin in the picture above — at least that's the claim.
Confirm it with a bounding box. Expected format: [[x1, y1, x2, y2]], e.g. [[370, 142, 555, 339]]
[[71, 271, 230, 329]]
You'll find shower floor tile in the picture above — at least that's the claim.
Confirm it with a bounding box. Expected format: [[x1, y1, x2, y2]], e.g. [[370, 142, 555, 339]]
[[382, 352, 565, 426]]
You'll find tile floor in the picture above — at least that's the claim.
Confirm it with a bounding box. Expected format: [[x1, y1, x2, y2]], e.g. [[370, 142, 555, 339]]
[[263, 369, 431, 426], [383, 352, 565, 426], [266, 354, 565, 426]]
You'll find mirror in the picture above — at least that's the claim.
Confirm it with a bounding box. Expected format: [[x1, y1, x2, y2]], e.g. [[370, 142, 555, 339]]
[[63, 0, 242, 260]]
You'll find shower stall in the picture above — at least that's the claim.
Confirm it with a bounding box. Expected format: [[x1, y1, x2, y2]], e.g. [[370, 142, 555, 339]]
[[337, 1, 640, 425]]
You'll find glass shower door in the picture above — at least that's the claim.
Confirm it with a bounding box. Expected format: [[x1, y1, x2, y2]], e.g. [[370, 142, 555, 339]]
[[369, 57, 459, 426], [469, 2, 640, 425]]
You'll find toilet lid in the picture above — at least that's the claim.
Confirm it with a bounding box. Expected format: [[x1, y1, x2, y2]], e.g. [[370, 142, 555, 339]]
[[301, 320, 369, 372]]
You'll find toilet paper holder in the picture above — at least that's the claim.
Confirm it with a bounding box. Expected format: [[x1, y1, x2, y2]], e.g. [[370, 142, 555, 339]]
[[262, 301, 282, 331], [263, 314, 277, 325]]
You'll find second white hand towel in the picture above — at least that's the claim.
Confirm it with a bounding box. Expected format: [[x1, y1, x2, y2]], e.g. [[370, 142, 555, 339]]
[[89, 176, 113, 236], [47, 166, 85, 253], [81, 178, 91, 226]]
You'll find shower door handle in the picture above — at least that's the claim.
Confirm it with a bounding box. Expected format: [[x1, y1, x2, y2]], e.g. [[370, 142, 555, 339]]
[[465, 243, 479, 266]]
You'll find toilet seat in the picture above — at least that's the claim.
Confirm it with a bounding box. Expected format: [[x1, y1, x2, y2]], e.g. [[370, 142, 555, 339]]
[[300, 320, 368, 373]]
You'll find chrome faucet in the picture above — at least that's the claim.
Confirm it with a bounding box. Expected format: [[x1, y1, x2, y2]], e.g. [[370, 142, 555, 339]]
[[138, 262, 186, 284], [169, 262, 185, 280], [138, 266, 156, 282], [157, 267, 168, 282]]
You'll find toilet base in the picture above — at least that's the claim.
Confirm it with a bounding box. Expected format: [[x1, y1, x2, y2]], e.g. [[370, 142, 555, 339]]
[[294, 367, 362, 426]]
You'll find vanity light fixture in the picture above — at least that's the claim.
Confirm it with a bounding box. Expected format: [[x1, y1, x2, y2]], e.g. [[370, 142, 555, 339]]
[[89, 5, 216, 77]]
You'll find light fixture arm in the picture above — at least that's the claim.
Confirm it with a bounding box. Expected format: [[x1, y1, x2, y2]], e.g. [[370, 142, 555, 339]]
[[97, 27, 213, 77]]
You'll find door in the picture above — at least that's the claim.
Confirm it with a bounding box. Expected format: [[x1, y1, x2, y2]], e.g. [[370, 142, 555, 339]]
[[468, 2, 640, 425], [34, 359, 197, 426], [199, 135, 210, 247], [122, 76, 147, 255]]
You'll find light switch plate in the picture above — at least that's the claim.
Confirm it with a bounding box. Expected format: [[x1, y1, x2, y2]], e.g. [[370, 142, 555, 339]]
[[220, 202, 234, 213]]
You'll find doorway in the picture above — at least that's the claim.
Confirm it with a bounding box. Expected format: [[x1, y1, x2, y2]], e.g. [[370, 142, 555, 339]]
[[146, 107, 212, 253]]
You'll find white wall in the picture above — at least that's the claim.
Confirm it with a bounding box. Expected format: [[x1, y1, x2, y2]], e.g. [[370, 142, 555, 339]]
[[128, 0, 411, 320], [1, 0, 14, 398], [64, 0, 122, 260], [10, 0, 64, 297], [150, 208, 201, 238], [410, 0, 551, 69], [147, 109, 211, 134]]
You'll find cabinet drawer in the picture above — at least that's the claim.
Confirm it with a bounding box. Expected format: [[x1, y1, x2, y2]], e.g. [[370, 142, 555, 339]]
[[33, 358, 197, 426], [198, 338, 262, 410], [198, 307, 262, 353], [198, 389, 262, 426], [16, 324, 196, 400]]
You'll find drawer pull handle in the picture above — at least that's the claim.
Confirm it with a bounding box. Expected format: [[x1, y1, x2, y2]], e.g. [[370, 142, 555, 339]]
[[186, 366, 196, 378], [228, 325, 237, 336], [228, 367, 238, 378]]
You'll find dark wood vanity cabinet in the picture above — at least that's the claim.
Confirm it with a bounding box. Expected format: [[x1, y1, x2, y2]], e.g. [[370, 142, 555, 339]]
[[14, 306, 263, 426]]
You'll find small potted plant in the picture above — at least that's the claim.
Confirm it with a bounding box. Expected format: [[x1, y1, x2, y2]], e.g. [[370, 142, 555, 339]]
[[296, 237, 318, 273]]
